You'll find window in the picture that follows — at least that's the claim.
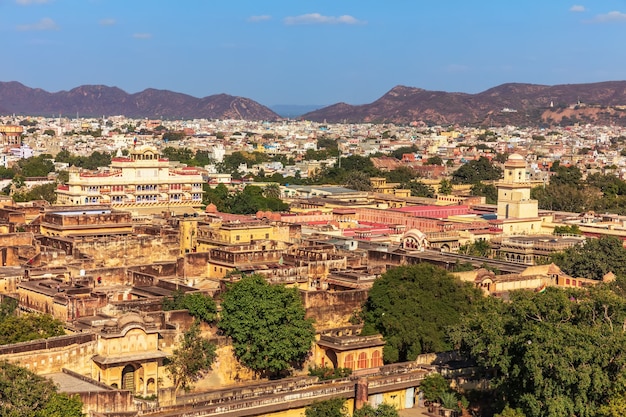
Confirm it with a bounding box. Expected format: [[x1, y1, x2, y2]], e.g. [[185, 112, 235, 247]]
[[357, 352, 368, 369], [344, 354, 355, 370], [371, 350, 382, 367], [235, 235, 240, 241]]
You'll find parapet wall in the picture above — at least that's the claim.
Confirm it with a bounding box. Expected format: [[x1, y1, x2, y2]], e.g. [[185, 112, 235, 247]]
[[0, 333, 97, 374]]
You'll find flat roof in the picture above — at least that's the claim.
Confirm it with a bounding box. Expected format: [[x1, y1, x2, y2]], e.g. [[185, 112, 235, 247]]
[[44, 372, 109, 393]]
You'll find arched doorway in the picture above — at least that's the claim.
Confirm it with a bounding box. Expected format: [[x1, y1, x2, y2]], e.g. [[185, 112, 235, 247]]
[[146, 378, 156, 395], [122, 364, 136, 392]]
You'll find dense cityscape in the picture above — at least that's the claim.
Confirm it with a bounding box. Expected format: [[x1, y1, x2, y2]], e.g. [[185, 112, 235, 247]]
[[5, 1, 626, 417], [1, 107, 626, 417]]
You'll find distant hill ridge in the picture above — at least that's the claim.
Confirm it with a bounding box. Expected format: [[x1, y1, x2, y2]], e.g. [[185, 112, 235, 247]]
[[0, 81, 281, 121], [4, 80, 626, 125], [302, 81, 626, 126]]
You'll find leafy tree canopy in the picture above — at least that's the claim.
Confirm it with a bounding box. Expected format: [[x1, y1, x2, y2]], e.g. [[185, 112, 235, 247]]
[[305, 398, 348, 417], [0, 360, 84, 417], [420, 373, 450, 402], [550, 236, 626, 280], [166, 321, 216, 394], [353, 403, 399, 417], [402, 181, 435, 198], [449, 286, 626, 417], [12, 182, 57, 204], [218, 275, 315, 377], [162, 290, 217, 324], [0, 305, 65, 345], [451, 156, 502, 184], [470, 183, 498, 204], [361, 264, 482, 363], [16, 155, 55, 178]]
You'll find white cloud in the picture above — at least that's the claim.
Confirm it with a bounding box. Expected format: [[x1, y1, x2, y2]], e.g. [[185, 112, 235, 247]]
[[284, 13, 365, 25], [590, 10, 626, 22], [16, 0, 50, 5], [99, 18, 116, 26], [17, 17, 58, 31], [248, 15, 271, 22], [570, 5, 586, 12], [133, 33, 152, 39]]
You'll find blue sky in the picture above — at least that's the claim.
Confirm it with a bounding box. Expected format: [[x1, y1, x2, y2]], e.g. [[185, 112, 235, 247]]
[[3, 0, 626, 106]]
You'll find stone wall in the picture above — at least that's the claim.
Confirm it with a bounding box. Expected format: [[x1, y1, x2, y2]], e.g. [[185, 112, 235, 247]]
[[301, 289, 369, 329], [0, 333, 97, 375], [73, 235, 179, 267]]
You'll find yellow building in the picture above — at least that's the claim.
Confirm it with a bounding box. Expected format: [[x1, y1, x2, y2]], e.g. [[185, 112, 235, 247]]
[[497, 154, 538, 220], [56, 146, 204, 215], [314, 327, 385, 372], [92, 313, 167, 395], [195, 221, 290, 252]]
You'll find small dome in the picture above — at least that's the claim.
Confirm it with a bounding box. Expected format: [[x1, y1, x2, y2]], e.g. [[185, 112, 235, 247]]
[[205, 203, 217, 213], [508, 153, 524, 161], [117, 312, 144, 329]]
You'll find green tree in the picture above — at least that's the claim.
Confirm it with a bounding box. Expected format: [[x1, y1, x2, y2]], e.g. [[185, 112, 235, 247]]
[[451, 156, 502, 184], [344, 171, 372, 191], [353, 403, 399, 417], [449, 287, 626, 417], [162, 290, 217, 324], [550, 165, 582, 187], [307, 365, 352, 380], [16, 155, 55, 177], [424, 156, 443, 166], [263, 183, 281, 199], [13, 182, 58, 204], [495, 406, 527, 417], [166, 321, 216, 394], [420, 373, 450, 402], [458, 239, 491, 257], [43, 129, 56, 136], [403, 181, 435, 198], [552, 225, 582, 235], [389, 145, 419, 160], [531, 183, 594, 213], [598, 394, 626, 417], [438, 179, 453, 195], [362, 264, 481, 363], [218, 275, 315, 377], [550, 236, 626, 280], [385, 166, 419, 184], [0, 312, 65, 345], [470, 183, 498, 204], [0, 360, 84, 417], [305, 398, 348, 417]]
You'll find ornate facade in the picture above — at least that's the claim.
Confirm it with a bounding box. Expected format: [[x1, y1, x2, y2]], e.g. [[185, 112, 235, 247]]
[[56, 146, 204, 215]]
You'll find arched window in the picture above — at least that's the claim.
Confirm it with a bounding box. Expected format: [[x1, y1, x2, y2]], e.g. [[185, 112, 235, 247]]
[[344, 354, 355, 370], [357, 352, 368, 369], [371, 350, 383, 367]]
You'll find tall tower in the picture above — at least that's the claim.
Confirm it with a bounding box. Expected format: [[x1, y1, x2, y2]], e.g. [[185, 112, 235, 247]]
[[497, 154, 538, 219]]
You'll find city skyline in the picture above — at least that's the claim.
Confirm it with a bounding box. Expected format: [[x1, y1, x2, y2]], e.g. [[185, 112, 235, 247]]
[[3, 0, 626, 106]]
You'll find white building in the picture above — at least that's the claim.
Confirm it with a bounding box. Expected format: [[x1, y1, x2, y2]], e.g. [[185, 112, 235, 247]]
[[56, 145, 204, 215]]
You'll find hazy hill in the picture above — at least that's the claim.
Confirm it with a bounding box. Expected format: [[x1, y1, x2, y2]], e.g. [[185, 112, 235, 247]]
[[302, 81, 626, 126], [0, 82, 281, 121]]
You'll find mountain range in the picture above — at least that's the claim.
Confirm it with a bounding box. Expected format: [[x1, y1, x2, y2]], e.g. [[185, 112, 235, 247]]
[[302, 81, 626, 126], [0, 82, 281, 121], [3, 81, 626, 126]]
